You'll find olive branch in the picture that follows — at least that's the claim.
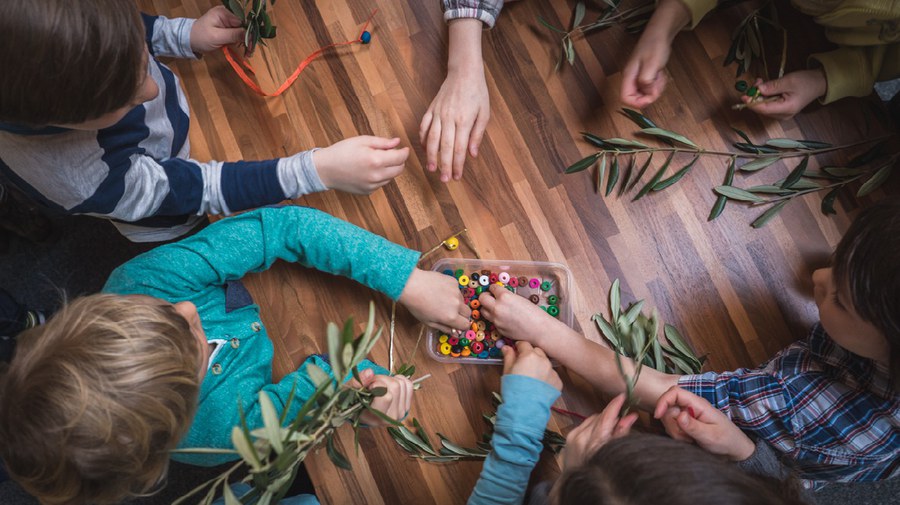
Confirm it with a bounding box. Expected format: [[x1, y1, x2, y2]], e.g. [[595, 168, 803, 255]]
[[173, 303, 423, 505], [538, 0, 654, 70], [567, 108, 897, 228]]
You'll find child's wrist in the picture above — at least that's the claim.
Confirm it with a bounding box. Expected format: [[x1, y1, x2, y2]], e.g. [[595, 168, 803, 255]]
[[447, 19, 485, 77]]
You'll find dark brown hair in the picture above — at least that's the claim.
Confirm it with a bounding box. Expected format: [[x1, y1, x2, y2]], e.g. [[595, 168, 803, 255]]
[[556, 433, 807, 505], [0, 295, 202, 505], [0, 0, 145, 126], [833, 200, 900, 391]]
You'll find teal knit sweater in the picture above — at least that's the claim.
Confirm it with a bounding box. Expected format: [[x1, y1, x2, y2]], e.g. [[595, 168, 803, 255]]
[[103, 206, 420, 466]]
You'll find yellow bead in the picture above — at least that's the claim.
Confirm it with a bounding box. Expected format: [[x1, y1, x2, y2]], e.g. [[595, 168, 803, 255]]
[[458, 275, 469, 286], [439, 334, 449, 344], [443, 236, 459, 250]]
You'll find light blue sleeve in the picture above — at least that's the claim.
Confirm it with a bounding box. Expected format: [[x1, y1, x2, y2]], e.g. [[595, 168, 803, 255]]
[[213, 483, 320, 505], [468, 375, 561, 505], [104, 206, 421, 302]]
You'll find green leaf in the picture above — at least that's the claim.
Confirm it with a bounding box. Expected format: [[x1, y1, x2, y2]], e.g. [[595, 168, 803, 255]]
[[609, 279, 621, 324], [730, 127, 752, 145], [823, 166, 865, 177], [259, 392, 285, 454], [785, 179, 819, 190], [537, 15, 566, 34], [751, 200, 789, 228], [620, 108, 658, 129], [363, 403, 402, 426], [739, 156, 779, 172], [279, 380, 297, 425], [634, 152, 675, 201], [413, 418, 435, 452], [398, 425, 438, 455], [780, 156, 809, 189], [821, 188, 839, 215], [565, 153, 600, 174], [327, 322, 342, 383], [596, 155, 607, 195], [573, 1, 586, 28], [652, 335, 665, 372], [231, 426, 261, 471], [606, 156, 620, 196], [438, 435, 477, 456], [765, 138, 807, 149], [326, 434, 352, 470], [666, 353, 698, 374], [857, 162, 894, 197], [639, 127, 698, 149], [628, 153, 654, 191], [653, 155, 699, 191], [708, 158, 736, 222], [745, 185, 792, 195], [581, 132, 608, 149], [593, 314, 621, 351], [798, 140, 831, 149], [603, 138, 650, 149], [222, 481, 240, 505], [734, 143, 780, 155], [622, 300, 645, 325], [714, 186, 766, 203], [619, 156, 636, 196], [565, 38, 575, 66], [306, 363, 333, 389], [848, 142, 886, 167]]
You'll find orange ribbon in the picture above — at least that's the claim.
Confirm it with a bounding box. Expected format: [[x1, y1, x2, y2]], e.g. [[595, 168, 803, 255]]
[[222, 9, 377, 97]]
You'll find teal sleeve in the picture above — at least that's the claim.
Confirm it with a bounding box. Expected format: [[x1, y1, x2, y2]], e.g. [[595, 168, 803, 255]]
[[104, 206, 421, 301], [468, 375, 561, 505]]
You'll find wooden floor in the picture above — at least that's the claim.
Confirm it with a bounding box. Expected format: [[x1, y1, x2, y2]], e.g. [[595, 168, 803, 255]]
[[137, 0, 897, 503]]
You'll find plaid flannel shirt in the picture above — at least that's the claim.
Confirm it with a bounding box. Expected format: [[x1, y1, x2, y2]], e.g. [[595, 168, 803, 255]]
[[441, 0, 505, 28], [679, 323, 899, 489]]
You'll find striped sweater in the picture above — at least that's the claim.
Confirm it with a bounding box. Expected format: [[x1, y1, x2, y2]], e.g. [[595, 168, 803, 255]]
[[0, 14, 325, 242]]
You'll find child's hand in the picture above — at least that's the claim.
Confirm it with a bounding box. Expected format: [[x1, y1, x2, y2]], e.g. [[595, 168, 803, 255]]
[[560, 394, 638, 470], [740, 69, 827, 120], [398, 269, 471, 333], [653, 386, 755, 461], [348, 368, 414, 426], [190, 6, 245, 54], [478, 284, 562, 348], [619, 0, 690, 108], [420, 18, 490, 183], [501, 341, 562, 390], [313, 136, 409, 195]]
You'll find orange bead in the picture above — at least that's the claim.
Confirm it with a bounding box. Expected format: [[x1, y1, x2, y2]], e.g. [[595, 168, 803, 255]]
[[471, 309, 481, 320], [470, 299, 481, 309]]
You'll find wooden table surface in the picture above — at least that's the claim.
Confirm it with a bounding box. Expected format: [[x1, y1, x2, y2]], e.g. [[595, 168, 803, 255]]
[[136, 0, 897, 503]]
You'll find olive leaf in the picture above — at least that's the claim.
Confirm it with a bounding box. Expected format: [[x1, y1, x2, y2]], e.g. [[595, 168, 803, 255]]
[[708, 157, 736, 222], [606, 156, 620, 196], [714, 186, 766, 203], [751, 200, 789, 228], [739, 156, 779, 172], [639, 127, 698, 149], [857, 162, 894, 197]]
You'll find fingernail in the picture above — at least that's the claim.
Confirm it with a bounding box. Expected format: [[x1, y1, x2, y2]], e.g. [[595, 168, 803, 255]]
[[441, 175, 449, 182], [687, 407, 696, 418], [427, 163, 435, 172]]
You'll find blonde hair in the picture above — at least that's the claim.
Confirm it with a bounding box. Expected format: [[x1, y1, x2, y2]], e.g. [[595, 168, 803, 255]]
[[0, 294, 202, 504]]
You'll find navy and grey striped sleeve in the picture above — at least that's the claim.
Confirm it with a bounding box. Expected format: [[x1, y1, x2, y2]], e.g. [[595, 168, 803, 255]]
[[141, 13, 197, 59], [441, 0, 505, 28]]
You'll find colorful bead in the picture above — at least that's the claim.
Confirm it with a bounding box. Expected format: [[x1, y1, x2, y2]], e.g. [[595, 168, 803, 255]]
[[478, 350, 490, 359], [469, 280, 479, 289], [470, 322, 479, 331], [495, 339, 505, 349], [443, 236, 459, 250], [509, 276, 519, 287], [478, 275, 490, 286], [458, 275, 470, 286], [471, 341, 484, 354], [498, 272, 510, 283], [540, 281, 551, 291], [360, 30, 372, 44], [440, 342, 452, 355], [518, 276, 529, 287], [471, 309, 481, 320], [476, 331, 485, 341], [735, 80, 748, 93], [448, 336, 459, 346], [547, 305, 560, 317], [454, 269, 464, 278], [475, 286, 484, 295], [460, 338, 470, 346], [476, 321, 486, 331], [548, 295, 559, 305], [489, 273, 499, 283], [439, 334, 449, 343], [443, 269, 454, 276], [450, 351, 460, 358], [451, 345, 462, 354], [465, 330, 476, 341], [461, 347, 471, 357], [464, 288, 475, 298], [506, 286, 515, 292], [470, 299, 481, 309], [529, 294, 539, 304], [489, 348, 501, 358], [528, 278, 540, 289]]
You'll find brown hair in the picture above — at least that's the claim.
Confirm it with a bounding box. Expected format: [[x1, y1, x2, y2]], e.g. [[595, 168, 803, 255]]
[[556, 433, 807, 505], [0, 294, 202, 505], [0, 0, 145, 126], [833, 200, 900, 391]]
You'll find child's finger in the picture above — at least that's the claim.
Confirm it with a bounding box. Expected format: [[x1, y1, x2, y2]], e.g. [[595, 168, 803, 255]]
[[613, 412, 639, 437], [452, 122, 472, 180], [487, 283, 508, 299], [469, 110, 489, 158], [365, 136, 402, 150], [501, 345, 517, 375], [346, 368, 375, 389], [514, 340, 534, 355], [439, 123, 456, 183], [477, 292, 496, 317], [596, 393, 627, 437], [426, 119, 442, 175], [419, 109, 435, 149]]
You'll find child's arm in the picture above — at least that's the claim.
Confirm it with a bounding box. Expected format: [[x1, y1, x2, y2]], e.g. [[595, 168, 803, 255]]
[[468, 341, 562, 505], [478, 285, 680, 409], [142, 8, 244, 59], [107, 206, 420, 302]]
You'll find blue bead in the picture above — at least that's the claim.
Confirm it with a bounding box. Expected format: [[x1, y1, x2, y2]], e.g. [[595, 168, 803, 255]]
[[360, 31, 372, 44]]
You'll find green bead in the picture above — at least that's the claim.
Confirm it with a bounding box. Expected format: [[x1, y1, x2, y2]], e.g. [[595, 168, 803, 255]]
[[506, 286, 515, 292], [734, 80, 748, 92], [454, 269, 464, 279], [475, 286, 484, 295], [540, 281, 552, 292], [460, 338, 470, 346], [540, 305, 548, 312], [547, 305, 560, 317], [548, 295, 559, 305], [746, 86, 759, 98]]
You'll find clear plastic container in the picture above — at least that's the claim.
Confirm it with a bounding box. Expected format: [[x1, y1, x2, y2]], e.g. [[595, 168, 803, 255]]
[[427, 258, 574, 365]]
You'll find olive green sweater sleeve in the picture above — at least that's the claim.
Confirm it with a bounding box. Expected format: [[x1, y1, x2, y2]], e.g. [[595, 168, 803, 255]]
[[811, 43, 900, 103]]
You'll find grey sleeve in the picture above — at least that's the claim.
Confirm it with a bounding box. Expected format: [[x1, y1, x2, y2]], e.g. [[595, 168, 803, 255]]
[[441, 0, 505, 28], [737, 438, 793, 481], [148, 16, 198, 59]]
